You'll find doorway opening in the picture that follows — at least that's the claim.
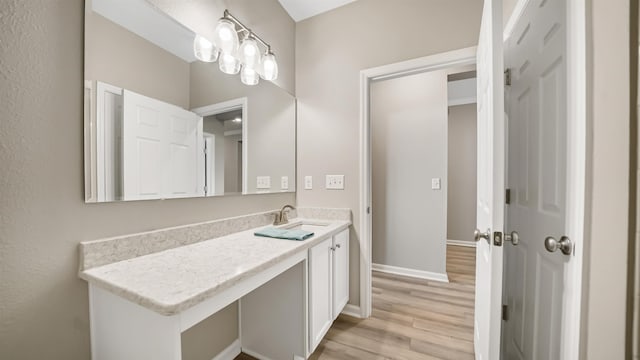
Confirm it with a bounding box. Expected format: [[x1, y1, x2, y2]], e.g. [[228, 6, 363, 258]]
[[358, 46, 477, 319]]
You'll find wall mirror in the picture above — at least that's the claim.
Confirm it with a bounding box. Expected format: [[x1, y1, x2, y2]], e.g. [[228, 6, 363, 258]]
[[83, 0, 296, 202]]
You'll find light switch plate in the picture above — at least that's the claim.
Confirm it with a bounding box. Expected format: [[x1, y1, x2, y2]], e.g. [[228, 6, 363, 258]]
[[257, 176, 271, 189], [431, 178, 441, 190], [326, 175, 345, 190], [304, 176, 313, 190], [281, 176, 289, 190]]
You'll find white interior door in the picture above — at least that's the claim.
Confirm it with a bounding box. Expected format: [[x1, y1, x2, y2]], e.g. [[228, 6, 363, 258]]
[[165, 106, 204, 199], [474, 0, 505, 359], [503, 0, 573, 359], [122, 90, 203, 200]]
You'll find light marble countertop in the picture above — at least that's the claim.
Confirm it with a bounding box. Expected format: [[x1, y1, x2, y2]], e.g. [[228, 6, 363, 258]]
[[80, 218, 350, 316]]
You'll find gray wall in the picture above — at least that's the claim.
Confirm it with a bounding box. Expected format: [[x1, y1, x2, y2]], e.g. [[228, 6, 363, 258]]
[[582, 0, 630, 357], [0, 1, 295, 359], [85, 11, 190, 109], [296, 0, 483, 305], [370, 70, 448, 275], [224, 134, 242, 194], [203, 116, 226, 196], [447, 104, 477, 242]]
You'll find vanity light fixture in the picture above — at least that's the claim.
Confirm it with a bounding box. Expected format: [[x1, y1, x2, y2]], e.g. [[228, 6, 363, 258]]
[[193, 9, 279, 85], [193, 35, 218, 62]]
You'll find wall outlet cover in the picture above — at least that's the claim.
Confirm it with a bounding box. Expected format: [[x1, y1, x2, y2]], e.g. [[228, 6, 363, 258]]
[[304, 176, 313, 190], [326, 175, 345, 190], [431, 178, 441, 190], [257, 176, 271, 189], [281, 176, 289, 190]]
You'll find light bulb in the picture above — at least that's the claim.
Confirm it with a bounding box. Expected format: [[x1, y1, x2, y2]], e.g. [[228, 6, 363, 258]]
[[213, 19, 239, 54], [241, 66, 259, 86], [193, 35, 218, 62], [260, 52, 278, 81], [238, 37, 260, 69], [219, 52, 240, 75]]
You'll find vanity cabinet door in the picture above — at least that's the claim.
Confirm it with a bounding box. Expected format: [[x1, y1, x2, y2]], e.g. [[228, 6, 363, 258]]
[[332, 229, 349, 320], [309, 237, 333, 353]]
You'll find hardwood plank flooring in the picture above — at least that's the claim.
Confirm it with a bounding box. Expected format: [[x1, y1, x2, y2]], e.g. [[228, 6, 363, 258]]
[[236, 245, 476, 360]]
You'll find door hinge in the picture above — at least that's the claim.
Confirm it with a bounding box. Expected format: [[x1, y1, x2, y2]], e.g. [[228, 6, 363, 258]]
[[505, 188, 511, 205], [502, 304, 509, 321], [493, 231, 503, 246], [367, 206, 371, 214], [504, 68, 512, 86]]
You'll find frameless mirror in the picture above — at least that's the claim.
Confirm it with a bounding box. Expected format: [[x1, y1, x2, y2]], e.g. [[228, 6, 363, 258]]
[[83, 0, 296, 202]]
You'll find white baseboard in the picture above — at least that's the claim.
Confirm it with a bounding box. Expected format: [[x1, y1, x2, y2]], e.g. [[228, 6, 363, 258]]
[[212, 339, 241, 360], [242, 347, 296, 360], [372, 263, 449, 283], [341, 304, 363, 318], [447, 239, 476, 248]]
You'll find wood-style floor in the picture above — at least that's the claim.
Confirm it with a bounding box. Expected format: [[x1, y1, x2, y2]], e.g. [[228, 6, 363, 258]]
[[237, 245, 476, 360]]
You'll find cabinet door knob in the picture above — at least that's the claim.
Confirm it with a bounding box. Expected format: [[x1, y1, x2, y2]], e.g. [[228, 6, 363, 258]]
[[335, 244, 341, 249]]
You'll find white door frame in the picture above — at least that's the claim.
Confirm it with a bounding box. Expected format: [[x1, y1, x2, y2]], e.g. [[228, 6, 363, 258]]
[[192, 97, 249, 195], [358, 46, 477, 318], [503, 0, 586, 358]]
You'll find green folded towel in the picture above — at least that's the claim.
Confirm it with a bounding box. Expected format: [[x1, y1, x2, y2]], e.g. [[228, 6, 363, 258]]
[[254, 227, 315, 241]]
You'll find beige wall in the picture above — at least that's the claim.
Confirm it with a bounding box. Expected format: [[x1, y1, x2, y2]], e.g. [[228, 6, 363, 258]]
[[582, 0, 631, 358], [447, 104, 477, 243], [85, 11, 191, 109], [371, 70, 449, 275], [0, 1, 295, 359], [296, 0, 483, 305]]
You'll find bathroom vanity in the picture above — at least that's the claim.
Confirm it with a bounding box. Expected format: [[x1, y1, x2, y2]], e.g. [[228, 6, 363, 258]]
[[79, 209, 350, 360]]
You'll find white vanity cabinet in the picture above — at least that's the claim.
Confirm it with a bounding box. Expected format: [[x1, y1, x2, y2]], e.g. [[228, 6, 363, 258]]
[[331, 229, 349, 319], [308, 228, 349, 353]]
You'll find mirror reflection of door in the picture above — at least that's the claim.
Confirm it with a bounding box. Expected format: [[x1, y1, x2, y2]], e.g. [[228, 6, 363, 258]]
[[202, 109, 243, 196]]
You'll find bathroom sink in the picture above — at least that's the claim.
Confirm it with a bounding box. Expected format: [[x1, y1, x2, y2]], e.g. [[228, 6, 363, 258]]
[[280, 220, 330, 232]]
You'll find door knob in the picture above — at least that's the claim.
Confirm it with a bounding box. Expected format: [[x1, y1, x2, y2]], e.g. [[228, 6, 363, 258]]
[[544, 236, 573, 255], [504, 231, 520, 245], [474, 228, 491, 244]]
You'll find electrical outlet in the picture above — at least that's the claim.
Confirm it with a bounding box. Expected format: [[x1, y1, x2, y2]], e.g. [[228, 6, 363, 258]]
[[257, 176, 271, 189], [281, 176, 289, 190], [304, 176, 313, 190], [326, 175, 345, 190], [431, 178, 441, 190]]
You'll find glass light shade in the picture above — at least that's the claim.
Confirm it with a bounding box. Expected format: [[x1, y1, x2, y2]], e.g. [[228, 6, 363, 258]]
[[193, 35, 218, 62], [241, 66, 259, 86], [238, 37, 260, 69], [219, 52, 240, 75], [212, 19, 239, 54], [260, 52, 278, 81]]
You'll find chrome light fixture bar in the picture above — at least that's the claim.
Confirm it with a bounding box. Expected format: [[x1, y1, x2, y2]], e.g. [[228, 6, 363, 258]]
[[193, 9, 278, 85]]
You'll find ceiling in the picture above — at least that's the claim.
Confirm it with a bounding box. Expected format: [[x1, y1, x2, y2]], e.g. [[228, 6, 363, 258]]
[[278, 0, 358, 22]]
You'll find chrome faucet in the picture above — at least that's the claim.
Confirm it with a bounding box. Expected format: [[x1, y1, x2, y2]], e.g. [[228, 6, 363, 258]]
[[274, 204, 295, 225]]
